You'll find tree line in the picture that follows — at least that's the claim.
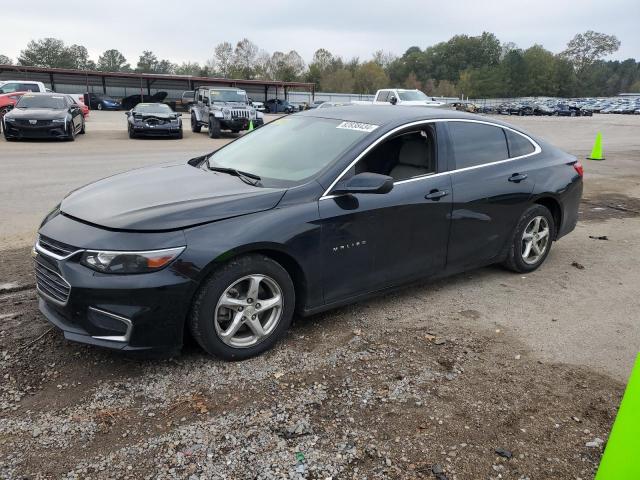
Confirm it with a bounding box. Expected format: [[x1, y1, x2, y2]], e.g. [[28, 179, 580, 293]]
[[1, 31, 639, 98]]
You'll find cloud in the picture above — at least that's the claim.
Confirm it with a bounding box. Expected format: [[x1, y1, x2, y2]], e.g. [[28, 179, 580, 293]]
[[2, 0, 638, 64]]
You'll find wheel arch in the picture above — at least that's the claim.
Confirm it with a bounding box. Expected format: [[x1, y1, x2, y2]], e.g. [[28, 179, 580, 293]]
[[194, 243, 309, 313], [533, 196, 562, 239]]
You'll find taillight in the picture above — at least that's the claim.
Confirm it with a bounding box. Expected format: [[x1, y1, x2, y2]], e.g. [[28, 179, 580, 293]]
[[573, 161, 584, 177]]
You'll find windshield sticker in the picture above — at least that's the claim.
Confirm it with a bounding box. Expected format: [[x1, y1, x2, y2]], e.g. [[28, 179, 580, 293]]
[[336, 121, 379, 133]]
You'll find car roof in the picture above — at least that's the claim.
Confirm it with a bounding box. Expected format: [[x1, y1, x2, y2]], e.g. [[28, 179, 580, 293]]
[[298, 105, 488, 127]]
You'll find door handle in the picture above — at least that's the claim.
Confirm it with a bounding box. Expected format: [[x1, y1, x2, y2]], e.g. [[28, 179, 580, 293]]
[[508, 173, 528, 183], [425, 189, 449, 200]]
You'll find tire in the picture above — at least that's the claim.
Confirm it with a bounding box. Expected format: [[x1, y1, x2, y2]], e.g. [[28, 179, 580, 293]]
[[208, 117, 221, 139], [67, 124, 76, 142], [502, 204, 555, 273], [191, 113, 201, 133], [128, 125, 136, 139], [176, 128, 183, 139], [188, 254, 295, 360], [79, 119, 85, 134], [97, 103, 103, 111]]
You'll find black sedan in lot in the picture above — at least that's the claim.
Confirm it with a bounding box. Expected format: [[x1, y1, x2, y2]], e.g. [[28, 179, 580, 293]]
[[3, 93, 85, 141], [126, 103, 183, 139], [34, 106, 582, 360]]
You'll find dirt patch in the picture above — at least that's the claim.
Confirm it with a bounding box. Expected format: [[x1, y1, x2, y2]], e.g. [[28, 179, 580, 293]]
[[0, 248, 623, 479], [580, 193, 640, 221]]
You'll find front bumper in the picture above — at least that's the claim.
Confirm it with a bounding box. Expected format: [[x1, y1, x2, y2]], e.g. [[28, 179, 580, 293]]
[[34, 217, 198, 352], [132, 122, 181, 136], [3, 122, 70, 139], [220, 117, 262, 130]]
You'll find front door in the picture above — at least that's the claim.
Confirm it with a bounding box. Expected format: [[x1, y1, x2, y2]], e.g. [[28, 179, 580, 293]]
[[319, 124, 452, 303]]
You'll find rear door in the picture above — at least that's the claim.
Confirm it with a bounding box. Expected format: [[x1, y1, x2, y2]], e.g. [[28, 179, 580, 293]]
[[444, 120, 537, 268]]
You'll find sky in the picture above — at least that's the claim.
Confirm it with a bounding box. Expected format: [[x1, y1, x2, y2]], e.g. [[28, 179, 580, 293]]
[[2, 0, 639, 65]]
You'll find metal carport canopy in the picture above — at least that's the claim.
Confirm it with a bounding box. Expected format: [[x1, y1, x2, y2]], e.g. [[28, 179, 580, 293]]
[[0, 64, 315, 101]]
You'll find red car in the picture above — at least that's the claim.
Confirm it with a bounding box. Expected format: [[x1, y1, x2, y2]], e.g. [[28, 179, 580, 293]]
[[0, 91, 26, 115], [0, 92, 26, 132], [66, 94, 90, 118]]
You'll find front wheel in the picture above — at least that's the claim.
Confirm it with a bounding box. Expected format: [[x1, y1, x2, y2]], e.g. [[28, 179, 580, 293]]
[[79, 119, 85, 134], [97, 103, 103, 111], [188, 254, 295, 360], [191, 113, 201, 133], [503, 204, 555, 273], [208, 117, 221, 138]]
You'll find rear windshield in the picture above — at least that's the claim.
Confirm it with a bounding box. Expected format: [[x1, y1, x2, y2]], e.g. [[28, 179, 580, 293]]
[[16, 95, 66, 109], [133, 103, 172, 114]]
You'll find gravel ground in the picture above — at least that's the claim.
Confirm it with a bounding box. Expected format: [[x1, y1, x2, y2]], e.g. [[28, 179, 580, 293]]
[[1, 113, 639, 479]]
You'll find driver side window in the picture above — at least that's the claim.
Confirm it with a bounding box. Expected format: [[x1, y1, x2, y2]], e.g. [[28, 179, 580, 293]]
[[353, 126, 437, 182]]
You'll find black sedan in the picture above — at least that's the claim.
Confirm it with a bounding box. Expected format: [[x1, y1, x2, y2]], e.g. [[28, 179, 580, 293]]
[[34, 106, 582, 359], [3, 93, 85, 141], [126, 103, 183, 139]]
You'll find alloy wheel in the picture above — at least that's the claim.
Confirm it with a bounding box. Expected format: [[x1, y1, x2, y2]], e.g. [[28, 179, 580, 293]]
[[214, 274, 283, 348], [521, 216, 550, 265]]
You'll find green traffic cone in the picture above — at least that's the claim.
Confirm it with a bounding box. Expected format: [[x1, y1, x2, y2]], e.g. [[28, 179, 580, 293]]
[[588, 132, 605, 160], [248, 120, 254, 132]]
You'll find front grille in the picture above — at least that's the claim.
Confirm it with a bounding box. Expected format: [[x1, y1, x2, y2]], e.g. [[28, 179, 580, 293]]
[[16, 119, 52, 126], [35, 259, 71, 305], [231, 109, 250, 119], [38, 235, 78, 258], [145, 118, 167, 126]]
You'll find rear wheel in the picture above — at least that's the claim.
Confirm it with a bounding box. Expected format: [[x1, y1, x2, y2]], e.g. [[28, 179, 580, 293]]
[[503, 204, 555, 273], [188, 254, 295, 360], [191, 113, 201, 133], [208, 117, 221, 139], [97, 103, 103, 111]]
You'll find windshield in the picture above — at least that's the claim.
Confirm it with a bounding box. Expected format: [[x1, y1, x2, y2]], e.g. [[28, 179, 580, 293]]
[[207, 116, 373, 186], [210, 89, 247, 103], [398, 90, 430, 101], [133, 103, 172, 114], [16, 95, 66, 109]]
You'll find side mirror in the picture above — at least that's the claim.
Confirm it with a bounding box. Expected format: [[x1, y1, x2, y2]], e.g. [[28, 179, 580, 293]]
[[332, 172, 394, 195], [125, 111, 131, 116], [5, 104, 14, 111], [389, 96, 398, 105], [203, 98, 209, 106]]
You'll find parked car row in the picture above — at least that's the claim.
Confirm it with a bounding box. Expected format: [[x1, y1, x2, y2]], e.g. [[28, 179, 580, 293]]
[[468, 96, 640, 116], [2, 89, 269, 141]]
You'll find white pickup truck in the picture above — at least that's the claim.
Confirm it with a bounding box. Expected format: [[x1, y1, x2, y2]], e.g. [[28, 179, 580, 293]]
[[372, 88, 447, 107], [0, 80, 50, 94]]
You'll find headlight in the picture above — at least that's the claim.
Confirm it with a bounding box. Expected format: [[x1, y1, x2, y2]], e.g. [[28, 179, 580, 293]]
[[4, 116, 15, 122], [80, 247, 185, 274]]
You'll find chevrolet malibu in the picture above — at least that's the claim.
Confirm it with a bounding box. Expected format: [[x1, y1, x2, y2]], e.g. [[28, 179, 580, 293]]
[[34, 106, 583, 359]]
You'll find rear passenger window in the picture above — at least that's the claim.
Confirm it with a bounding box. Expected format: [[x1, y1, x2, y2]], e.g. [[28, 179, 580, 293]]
[[448, 122, 509, 169], [505, 129, 535, 158], [377, 91, 389, 102]]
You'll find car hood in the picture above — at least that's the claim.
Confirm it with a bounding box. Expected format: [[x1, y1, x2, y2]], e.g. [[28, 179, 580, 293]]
[[60, 162, 287, 231], [7, 108, 67, 119]]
